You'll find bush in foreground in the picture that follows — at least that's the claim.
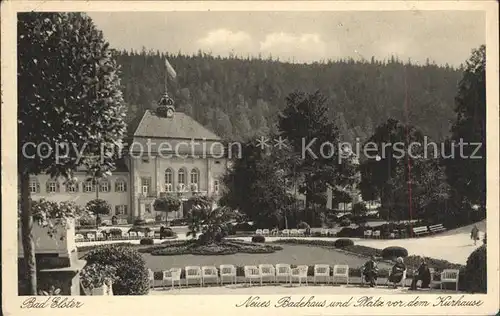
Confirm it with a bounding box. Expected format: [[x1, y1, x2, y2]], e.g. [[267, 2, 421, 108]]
[[334, 238, 354, 248], [140, 238, 154, 245], [381, 246, 408, 259], [464, 244, 486, 293], [84, 245, 149, 295], [252, 235, 266, 243]]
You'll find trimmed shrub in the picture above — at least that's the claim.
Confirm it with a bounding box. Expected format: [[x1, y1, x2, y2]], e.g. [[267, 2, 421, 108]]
[[129, 226, 152, 234], [108, 228, 123, 238], [140, 238, 154, 245], [381, 246, 408, 259], [133, 219, 147, 226], [160, 227, 175, 238], [464, 245, 486, 293], [252, 235, 266, 243], [336, 227, 364, 238], [339, 218, 351, 227], [334, 238, 354, 248], [84, 245, 149, 295]]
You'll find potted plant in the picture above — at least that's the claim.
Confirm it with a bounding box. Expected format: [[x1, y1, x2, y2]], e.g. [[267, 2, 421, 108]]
[[80, 263, 117, 296]]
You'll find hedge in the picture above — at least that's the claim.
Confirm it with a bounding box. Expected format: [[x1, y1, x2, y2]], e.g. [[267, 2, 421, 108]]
[[334, 238, 354, 248], [381, 246, 408, 259], [252, 235, 266, 243], [84, 245, 150, 295], [140, 238, 154, 245], [464, 245, 486, 293]]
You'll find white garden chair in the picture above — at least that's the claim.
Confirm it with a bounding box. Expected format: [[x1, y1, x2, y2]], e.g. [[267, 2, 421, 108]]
[[297, 229, 306, 236], [372, 231, 381, 239], [275, 264, 292, 283], [313, 264, 331, 284], [201, 266, 219, 286], [122, 232, 129, 240], [440, 269, 459, 291], [364, 230, 372, 238], [244, 266, 261, 286], [147, 231, 155, 238], [129, 231, 138, 239], [333, 265, 350, 285], [290, 229, 299, 236], [137, 232, 145, 238], [162, 268, 182, 289], [96, 232, 105, 241], [255, 229, 263, 235], [320, 228, 328, 236], [328, 229, 336, 236], [148, 269, 155, 288], [75, 234, 84, 242], [281, 229, 290, 236], [219, 265, 237, 285], [262, 229, 270, 236], [185, 266, 202, 286], [258, 264, 276, 285], [87, 233, 96, 242], [290, 265, 308, 286]]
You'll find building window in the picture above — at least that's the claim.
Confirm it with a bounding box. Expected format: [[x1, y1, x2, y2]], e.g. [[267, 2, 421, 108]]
[[100, 180, 110, 193], [141, 177, 151, 195], [190, 169, 199, 185], [46, 180, 60, 193], [214, 180, 220, 193], [29, 178, 40, 194], [178, 169, 186, 185], [83, 180, 94, 193], [165, 168, 173, 192], [115, 179, 127, 192], [66, 180, 79, 193], [115, 205, 128, 215]]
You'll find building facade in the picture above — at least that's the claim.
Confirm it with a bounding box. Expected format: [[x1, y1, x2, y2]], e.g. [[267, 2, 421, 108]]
[[29, 93, 228, 223]]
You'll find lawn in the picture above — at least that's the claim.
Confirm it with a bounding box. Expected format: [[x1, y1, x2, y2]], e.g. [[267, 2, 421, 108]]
[[140, 243, 392, 272]]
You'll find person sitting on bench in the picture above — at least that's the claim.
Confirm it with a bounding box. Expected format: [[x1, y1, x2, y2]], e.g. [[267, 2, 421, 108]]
[[363, 255, 379, 287], [410, 258, 431, 290], [388, 257, 406, 288]]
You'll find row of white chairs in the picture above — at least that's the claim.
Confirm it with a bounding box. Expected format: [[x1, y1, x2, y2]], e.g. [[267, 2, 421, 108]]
[[255, 228, 337, 236], [75, 231, 156, 242], [363, 230, 382, 238], [148, 264, 350, 289]]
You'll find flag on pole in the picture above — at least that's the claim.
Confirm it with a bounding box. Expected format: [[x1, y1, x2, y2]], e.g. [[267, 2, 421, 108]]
[[165, 58, 177, 80]]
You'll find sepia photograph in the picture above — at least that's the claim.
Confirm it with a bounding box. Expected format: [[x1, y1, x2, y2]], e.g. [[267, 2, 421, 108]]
[[2, 1, 498, 315]]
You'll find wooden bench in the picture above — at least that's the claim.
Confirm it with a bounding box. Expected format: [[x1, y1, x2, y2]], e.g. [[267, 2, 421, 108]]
[[428, 224, 445, 234], [412, 226, 429, 237]]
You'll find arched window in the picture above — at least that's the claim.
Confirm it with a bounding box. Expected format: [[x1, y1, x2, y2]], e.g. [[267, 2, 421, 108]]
[[66, 179, 79, 193], [164, 168, 173, 192], [190, 168, 199, 185], [178, 168, 186, 185], [99, 179, 110, 193], [83, 180, 95, 193]]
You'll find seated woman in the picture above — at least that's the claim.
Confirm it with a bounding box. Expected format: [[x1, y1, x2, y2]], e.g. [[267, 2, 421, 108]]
[[410, 258, 431, 290], [388, 257, 406, 288], [362, 255, 379, 287]]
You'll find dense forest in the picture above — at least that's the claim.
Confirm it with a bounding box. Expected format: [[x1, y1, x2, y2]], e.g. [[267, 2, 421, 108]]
[[115, 50, 463, 143]]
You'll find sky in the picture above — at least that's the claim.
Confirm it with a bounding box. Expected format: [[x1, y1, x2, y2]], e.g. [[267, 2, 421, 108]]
[[87, 11, 485, 67]]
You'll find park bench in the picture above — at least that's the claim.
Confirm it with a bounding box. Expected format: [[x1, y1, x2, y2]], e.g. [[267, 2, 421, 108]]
[[412, 226, 429, 237], [428, 224, 446, 234]]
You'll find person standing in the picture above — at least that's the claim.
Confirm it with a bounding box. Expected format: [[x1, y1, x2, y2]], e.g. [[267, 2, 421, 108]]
[[470, 225, 479, 245]]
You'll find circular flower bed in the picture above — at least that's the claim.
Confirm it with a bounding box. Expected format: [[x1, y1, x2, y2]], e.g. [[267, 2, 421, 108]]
[[138, 240, 283, 256]]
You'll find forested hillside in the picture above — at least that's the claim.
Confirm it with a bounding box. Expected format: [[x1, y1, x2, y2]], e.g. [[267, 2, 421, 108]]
[[116, 50, 463, 142]]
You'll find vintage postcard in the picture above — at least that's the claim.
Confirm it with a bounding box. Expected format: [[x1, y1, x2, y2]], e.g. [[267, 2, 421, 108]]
[[1, 1, 499, 315]]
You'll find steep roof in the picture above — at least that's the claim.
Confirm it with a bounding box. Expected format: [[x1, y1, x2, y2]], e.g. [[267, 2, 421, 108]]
[[133, 110, 221, 140]]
